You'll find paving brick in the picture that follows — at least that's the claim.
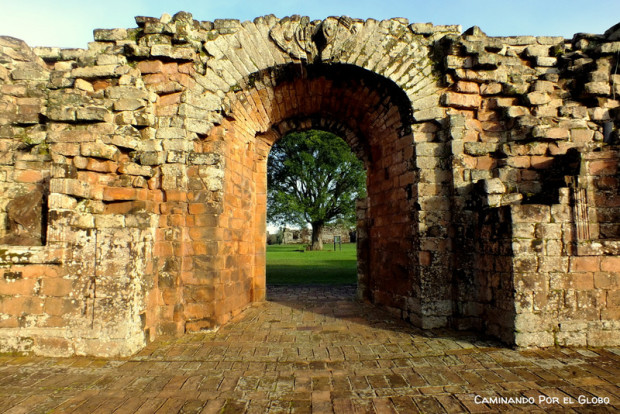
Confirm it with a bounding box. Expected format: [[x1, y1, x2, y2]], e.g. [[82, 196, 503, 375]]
[[0, 286, 617, 412]]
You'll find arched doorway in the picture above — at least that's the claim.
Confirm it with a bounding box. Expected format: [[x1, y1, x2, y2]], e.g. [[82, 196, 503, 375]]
[[182, 63, 427, 329]]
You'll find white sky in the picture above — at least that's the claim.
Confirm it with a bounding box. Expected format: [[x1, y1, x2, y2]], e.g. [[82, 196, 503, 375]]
[[1, 0, 620, 48]]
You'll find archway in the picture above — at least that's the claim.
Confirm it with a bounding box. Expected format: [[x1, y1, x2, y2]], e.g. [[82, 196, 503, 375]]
[[181, 63, 425, 329]]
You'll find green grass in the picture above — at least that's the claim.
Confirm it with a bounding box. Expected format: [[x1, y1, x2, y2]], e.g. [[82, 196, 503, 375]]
[[266, 243, 357, 285]]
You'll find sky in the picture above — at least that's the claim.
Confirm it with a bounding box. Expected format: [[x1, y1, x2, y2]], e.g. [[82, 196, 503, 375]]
[[1, 0, 620, 49]]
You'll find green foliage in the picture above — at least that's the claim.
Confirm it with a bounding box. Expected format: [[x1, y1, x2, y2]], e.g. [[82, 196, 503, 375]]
[[266, 243, 357, 285], [267, 130, 366, 230]]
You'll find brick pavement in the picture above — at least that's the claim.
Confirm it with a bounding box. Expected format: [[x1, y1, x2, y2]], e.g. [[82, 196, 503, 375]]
[[0, 285, 619, 413]]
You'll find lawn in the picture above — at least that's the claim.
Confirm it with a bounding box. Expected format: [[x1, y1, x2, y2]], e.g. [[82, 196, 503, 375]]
[[266, 243, 357, 285]]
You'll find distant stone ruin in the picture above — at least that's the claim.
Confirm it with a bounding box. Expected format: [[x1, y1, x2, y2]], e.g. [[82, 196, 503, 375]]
[[0, 13, 619, 356], [278, 225, 353, 245]]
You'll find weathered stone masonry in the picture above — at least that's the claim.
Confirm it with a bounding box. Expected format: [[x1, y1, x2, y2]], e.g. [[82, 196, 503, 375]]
[[0, 12, 619, 356]]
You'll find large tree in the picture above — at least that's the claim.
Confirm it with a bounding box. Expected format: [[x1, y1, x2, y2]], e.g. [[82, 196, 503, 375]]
[[267, 130, 366, 250]]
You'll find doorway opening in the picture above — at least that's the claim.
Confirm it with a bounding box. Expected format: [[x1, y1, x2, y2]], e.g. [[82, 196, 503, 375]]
[[265, 129, 366, 296]]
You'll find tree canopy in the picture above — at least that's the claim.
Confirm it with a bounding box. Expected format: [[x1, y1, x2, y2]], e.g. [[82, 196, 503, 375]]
[[267, 130, 366, 250]]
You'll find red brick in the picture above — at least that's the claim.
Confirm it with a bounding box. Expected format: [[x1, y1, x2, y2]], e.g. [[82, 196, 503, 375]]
[[157, 92, 182, 106], [570, 273, 594, 290], [443, 92, 482, 109], [570, 256, 600, 272], [136, 60, 163, 74], [40, 279, 75, 296], [92, 80, 110, 91], [462, 155, 477, 169], [103, 186, 137, 201], [18, 265, 59, 279], [0, 296, 43, 315], [162, 62, 179, 74], [588, 160, 617, 176], [44, 297, 77, 316], [601, 256, 620, 272], [602, 308, 620, 319], [178, 62, 194, 74], [143, 73, 167, 85], [0, 279, 37, 295], [189, 203, 209, 214], [14, 169, 45, 183], [608, 290, 620, 307], [476, 156, 496, 169], [0, 317, 18, 328], [455, 81, 480, 94], [165, 190, 187, 202], [480, 82, 502, 95], [86, 159, 118, 173], [168, 214, 185, 226], [154, 242, 173, 257]]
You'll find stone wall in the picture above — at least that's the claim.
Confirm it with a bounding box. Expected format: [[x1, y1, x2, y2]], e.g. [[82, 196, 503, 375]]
[[280, 225, 353, 245], [0, 13, 618, 356]]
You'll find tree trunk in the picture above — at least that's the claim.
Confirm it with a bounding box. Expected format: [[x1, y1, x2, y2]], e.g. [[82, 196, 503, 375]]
[[310, 222, 324, 251]]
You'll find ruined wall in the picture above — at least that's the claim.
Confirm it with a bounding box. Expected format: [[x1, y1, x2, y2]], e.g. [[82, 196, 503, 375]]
[[0, 13, 618, 356], [439, 25, 620, 346], [280, 225, 353, 245]]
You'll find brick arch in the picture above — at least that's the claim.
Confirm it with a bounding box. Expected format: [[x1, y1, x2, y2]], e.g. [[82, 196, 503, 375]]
[[178, 62, 423, 330], [227, 63, 414, 161]]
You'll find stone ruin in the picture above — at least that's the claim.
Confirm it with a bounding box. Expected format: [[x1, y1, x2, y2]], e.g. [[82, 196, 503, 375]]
[[278, 225, 353, 245], [0, 12, 619, 356]]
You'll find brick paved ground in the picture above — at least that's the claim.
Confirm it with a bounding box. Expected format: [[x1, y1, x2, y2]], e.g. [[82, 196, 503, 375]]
[[0, 285, 619, 413]]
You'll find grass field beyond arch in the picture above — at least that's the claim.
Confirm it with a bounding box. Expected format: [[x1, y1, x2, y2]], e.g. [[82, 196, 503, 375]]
[[266, 243, 357, 285]]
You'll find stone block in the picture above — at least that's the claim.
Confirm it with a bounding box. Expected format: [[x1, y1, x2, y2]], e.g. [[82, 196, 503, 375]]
[[570, 128, 595, 144], [81, 142, 119, 160], [515, 331, 555, 347], [594, 272, 619, 289], [483, 178, 505, 194], [455, 81, 479, 94], [585, 82, 611, 95], [608, 289, 620, 307], [526, 92, 551, 105], [106, 86, 149, 100], [137, 60, 164, 74], [113, 99, 146, 111], [505, 106, 529, 118], [118, 162, 153, 177], [48, 130, 95, 143], [600, 256, 620, 272], [71, 65, 120, 78], [76, 107, 109, 121], [442, 92, 481, 109], [536, 56, 557, 67], [587, 329, 620, 346], [93, 28, 128, 41], [569, 256, 600, 272], [556, 330, 587, 346], [156, 127, 186, 139], [50, 178, 90, 198], [94, 214, 126, 228], [599, 42, 620, 54], [511, 205, 551, 223], [10, 63, 49, 81], [524, 45, 550, 57]]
